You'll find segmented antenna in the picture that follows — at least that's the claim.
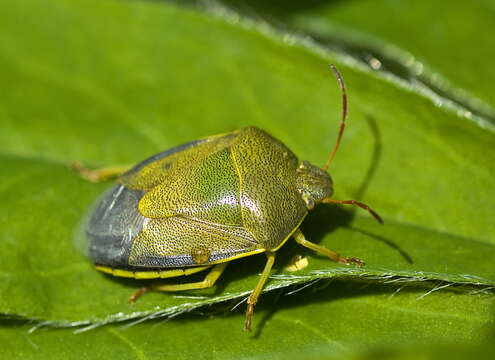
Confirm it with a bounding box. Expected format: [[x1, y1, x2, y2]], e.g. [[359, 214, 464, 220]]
[[322, 65, 348, 171]]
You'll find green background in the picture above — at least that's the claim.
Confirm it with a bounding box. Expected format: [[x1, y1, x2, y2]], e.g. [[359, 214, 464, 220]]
[[0, 0, 493, 358]]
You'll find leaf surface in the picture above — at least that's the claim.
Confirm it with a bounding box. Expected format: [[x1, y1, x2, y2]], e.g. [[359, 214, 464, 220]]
[[221, 0, 495, 121], [1, 282, 494, 359], [0, 0, 493, 332]]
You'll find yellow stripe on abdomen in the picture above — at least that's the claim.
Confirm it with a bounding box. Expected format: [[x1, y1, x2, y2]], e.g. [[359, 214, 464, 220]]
[[95, 265, 211, 279]]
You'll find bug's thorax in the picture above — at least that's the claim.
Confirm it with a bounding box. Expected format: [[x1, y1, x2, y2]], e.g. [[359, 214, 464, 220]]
[[295, 161, 333, 210]]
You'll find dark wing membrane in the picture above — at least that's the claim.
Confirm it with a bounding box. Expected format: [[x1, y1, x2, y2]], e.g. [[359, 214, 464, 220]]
[[86, 185, 146, 267], [127, 216, 262, 268]]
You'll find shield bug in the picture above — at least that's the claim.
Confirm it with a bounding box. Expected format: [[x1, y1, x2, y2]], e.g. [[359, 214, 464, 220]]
[[83, 65, 383, 331]]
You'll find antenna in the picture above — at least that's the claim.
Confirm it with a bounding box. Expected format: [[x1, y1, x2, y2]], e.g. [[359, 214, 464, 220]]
[[322, 64, 348, 171], [321, 198, 384, 224], [320, 65, 384, 225]]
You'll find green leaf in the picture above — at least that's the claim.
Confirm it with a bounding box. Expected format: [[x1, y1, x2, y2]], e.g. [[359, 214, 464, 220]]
[[0, 0, 494, 333], [1, 282, 494, 359], [220, 0, 495, 121]]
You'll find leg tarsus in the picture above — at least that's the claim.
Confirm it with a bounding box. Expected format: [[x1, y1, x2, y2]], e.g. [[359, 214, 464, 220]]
[[245, 303, 255, 332], [337, 257, 364, 266]]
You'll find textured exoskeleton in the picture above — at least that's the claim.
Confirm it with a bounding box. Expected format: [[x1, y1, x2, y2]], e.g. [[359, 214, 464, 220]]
[[87, 126, 332, 270]]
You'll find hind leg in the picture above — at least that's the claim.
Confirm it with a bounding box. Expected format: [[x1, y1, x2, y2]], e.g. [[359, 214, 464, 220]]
[[129, 263, 228, 302]]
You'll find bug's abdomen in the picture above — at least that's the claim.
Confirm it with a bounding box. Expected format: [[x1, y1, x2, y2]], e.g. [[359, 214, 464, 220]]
[[86, 185, 146, 267]]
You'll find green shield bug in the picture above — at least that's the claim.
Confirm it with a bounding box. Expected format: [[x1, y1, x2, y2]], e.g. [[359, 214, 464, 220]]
[[83, 65, 383, 331]]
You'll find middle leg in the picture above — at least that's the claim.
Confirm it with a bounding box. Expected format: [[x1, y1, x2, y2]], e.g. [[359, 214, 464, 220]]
[[244, 251, 276, 332]]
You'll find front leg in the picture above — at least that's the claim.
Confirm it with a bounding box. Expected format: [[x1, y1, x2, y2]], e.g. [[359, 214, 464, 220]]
[[293, 228, 364, 266]]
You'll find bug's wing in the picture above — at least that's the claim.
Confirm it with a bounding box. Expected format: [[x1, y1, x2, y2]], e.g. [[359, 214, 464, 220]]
[[127, 216, 263, 267], [86, 133, 240, 268], [132, 140, 244, 226]]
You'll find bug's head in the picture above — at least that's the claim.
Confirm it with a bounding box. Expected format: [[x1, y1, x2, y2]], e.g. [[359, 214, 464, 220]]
[[296, 161, 333, 210]]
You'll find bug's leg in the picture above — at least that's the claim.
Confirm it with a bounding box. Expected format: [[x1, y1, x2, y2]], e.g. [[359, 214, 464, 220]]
[[293, 228, 364, 265], [129, 263, 228, 302], [284, 254, 309, 272], [71, 162, 131, 182], [244, 251, 276, 332]]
